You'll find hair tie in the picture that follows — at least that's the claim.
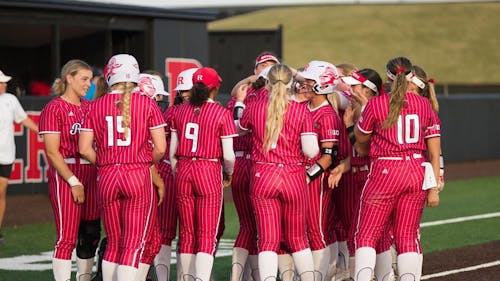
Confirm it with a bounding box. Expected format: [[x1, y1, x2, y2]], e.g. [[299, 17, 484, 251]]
[[396, 67, 406, 74], [428, 78, 435, 84]]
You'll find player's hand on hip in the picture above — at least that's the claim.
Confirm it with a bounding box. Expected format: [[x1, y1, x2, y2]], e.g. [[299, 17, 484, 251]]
[[71, 185, 85, 204], [426, 189, 440, 207]]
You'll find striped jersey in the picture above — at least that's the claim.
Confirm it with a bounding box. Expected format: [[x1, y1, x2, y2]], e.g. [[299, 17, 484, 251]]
[[306, 100, 341, 164], [240, 98, 316, 164], [81, 91, 166, 166], [357, 92, 441, 158], [39, 97, 90, 158], [171, 100, 238, 159]]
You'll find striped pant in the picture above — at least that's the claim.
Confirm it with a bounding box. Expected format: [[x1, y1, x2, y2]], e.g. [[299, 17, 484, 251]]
[[251, 163, 309, 253], [48, 163, 99, 259], [98, 163, 155, 267], [355, 158, 426, 254]]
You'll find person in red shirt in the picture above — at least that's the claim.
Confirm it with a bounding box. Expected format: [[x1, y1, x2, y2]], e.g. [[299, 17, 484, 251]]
[[353, 57, 441, 281], [79, 54, 166, 281], [169, 67, 237, 281], [39, 59, 99, 281], [239, 64, 320, 281]]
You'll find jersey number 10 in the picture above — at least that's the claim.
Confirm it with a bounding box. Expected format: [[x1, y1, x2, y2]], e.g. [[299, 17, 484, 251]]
[[397, 114, 419, 144], [105, 116, 131, 147]]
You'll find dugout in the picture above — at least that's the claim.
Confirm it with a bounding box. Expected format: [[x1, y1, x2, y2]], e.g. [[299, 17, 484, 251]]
[[0, 0, 215, 96]]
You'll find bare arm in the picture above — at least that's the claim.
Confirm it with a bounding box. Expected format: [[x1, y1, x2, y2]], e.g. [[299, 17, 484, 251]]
[[79, 131, 96, 164], [21, 117, 39, 133], [354, 126, 371, 157], [426, 136, 441, 207], [169, 131, 179, 172], [230, 75, 257, 97], [44, 133, 84, 203], [150, 127, 166, 163]]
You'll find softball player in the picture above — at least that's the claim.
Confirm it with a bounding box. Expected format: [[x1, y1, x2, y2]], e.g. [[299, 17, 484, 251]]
[[239, 64, 319, 281], [295, 61, 342, 281], [39, 59, 100, 281], [154, 67, 197, 281], [337, 69, 387, 281], [353, 57, 441, 281], [228, 59, 276, 281], [79, 54, 167, 281], [169, 67, 237, 281]]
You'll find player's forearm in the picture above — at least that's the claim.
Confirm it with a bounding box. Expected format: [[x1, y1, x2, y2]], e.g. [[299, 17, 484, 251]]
[[21, 117, 39, 133], [46, 150, 76, 181], [427, 137, 441, 187], [79, 147, 96, 165]]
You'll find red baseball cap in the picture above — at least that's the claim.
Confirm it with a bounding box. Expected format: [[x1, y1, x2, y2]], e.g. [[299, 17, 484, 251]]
[[192, 67, 222, 88], [255, 53, 279, 67]]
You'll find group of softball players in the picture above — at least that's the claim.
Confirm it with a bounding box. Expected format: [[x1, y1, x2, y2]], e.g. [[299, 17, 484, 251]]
[[39, 51, 442, 281]]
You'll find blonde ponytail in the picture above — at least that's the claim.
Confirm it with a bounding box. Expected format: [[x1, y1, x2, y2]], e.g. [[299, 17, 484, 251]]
[[264, 64, 293, 152]]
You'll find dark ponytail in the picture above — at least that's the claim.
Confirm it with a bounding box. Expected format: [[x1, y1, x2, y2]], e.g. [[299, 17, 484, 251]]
[[190, 82, 210, 106]]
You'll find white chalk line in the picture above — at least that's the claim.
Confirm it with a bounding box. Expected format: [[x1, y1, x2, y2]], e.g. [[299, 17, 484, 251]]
[[421, 260, 500, 280], [420, 211, 500, 228]]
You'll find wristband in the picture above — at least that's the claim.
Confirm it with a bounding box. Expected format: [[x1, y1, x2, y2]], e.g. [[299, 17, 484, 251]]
[[306, 163, 325, 182], [67, 175, 83, 187], [346, 125, 354, 134], [361, 105, 366, 113]]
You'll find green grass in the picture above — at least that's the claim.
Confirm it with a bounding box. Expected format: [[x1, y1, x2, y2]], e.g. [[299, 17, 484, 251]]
[[0, 176, 499, 280], [209, 3, 500, 84]]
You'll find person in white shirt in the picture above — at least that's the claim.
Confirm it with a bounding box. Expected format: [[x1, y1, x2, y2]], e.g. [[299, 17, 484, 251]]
[[0, 69, 38, 243]]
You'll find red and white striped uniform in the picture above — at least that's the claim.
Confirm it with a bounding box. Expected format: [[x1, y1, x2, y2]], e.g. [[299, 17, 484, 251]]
[[225, 88, 268, 255], [171, 100, 237, 255], [355, 92, 440, 254], [81, 91, 166, 267], [305, 101, 341, 250], [240, 99, 316, 253], [39, 97, 100, 259], [157, 105, 178, 246]]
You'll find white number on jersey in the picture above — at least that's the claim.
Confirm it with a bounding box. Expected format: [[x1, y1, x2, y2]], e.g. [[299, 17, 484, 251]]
[[105, 116, 131, 147], [397, 114, 419, 144], [185, 122, 200, 152]]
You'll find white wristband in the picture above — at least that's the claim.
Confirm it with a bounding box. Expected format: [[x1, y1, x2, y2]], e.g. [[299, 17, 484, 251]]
[[361, 105, 366, 113], [67, 175, 83, 187]]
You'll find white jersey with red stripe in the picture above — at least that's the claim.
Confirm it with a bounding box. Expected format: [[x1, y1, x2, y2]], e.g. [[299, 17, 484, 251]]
[[357, 92, 441, 158], [239, 98, 316, 164], [39, 97, 91, 158], [171, 100, 238, 159], [81, 91, 166, 166]]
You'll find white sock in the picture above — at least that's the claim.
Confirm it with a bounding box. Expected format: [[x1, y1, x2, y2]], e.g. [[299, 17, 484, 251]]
[[259, 251, 278, 281], [117, 265, 138, 281], [277, 253, 294, 281], [76, 257, 94, 281], [292, 248, 315, 281], [397, 252, 419, 281], [53, 258, 72, 281], [312, 248, 330, 281], [195, 252, 215, 281], [155, 245, 172, 281], [248, 254, 261, 281], [134, 263, 151, 281], [231, 247, 249, 281], [354, 247, 376, 281], [416, 253, 423, 280], [375, 250, 393, 281], [337, 241, 348, 270], [102, 260, 118, 281], [179, 253, 196, 280]]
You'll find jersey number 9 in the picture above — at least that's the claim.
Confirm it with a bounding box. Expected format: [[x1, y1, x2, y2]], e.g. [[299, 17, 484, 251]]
[[185, 122, 199, 152]]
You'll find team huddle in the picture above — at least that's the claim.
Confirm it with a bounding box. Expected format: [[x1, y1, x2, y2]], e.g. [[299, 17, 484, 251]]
[[38, 52, 443, 281]]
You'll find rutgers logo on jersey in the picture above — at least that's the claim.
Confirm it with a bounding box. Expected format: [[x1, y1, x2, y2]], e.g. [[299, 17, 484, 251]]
[[70, 122, 81, 135]]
